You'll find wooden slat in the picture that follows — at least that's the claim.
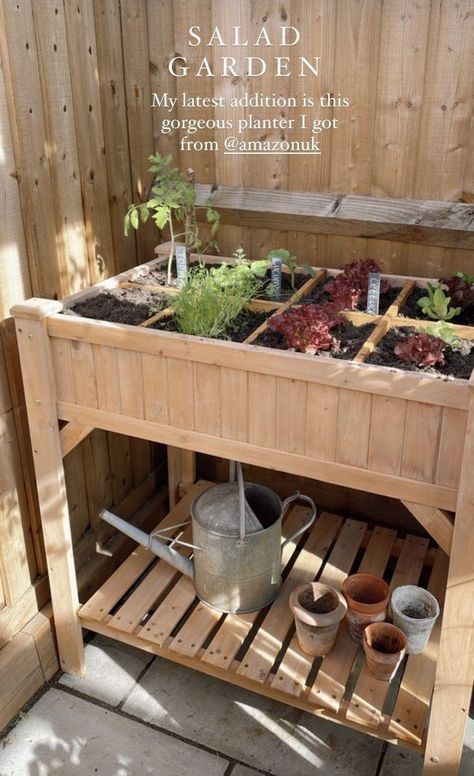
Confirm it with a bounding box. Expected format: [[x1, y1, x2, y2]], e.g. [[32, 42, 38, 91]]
[[142, 353, 169, 424], [305, 384, 339, 461], [47, 315, 471, 412], [60, 421, 93, 457], [137, 575, 195, 648], [272, 518, 371, 697], [70, 341, 98, 408], [167, 357, 194, 430], [401, 403, 443, 482], [56, 399, 459, 511], [388, 549, 449, 745], [220, 368, 248, 442], [309, 526, 397, 711], [248, 373, 277, 448], [335, 389, 372, 467], [346, 534, 429, 728], [93, 345, 121, 413], [237, 514, 351, 685], [196, 184, 474, 251], [276, 378, 307, 455], [109, 525, 194, 635], [201, 507, 315, 670], [435, 407, 468, 489], [368, 396, 407, 476], [402, 502, 453, 556], [193, 363, 221, 437], [50, 339, 75, 403], [117, 350, 144, 418]]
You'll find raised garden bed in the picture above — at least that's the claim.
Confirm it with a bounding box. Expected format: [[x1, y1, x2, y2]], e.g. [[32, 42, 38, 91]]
[[17, 245, 472, 513]]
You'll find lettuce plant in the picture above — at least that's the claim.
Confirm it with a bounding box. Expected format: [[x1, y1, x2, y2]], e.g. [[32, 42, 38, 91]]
[[423, 321, 461, 349], [267, 303, 343, 354], [324, 259, 388, 310], [417, 283, 461, 321], [394, 333, 446, 367], [439, 273, 474, 310]]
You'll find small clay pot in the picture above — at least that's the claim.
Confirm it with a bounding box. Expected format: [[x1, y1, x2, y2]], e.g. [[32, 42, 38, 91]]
[[290, 582, 347, 657], [390, 585, 440, 655], [363, 622, 407, 682], [342, 573, 390, 644]]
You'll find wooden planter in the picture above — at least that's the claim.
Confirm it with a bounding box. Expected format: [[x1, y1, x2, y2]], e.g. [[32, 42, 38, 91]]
[[11, 247, 474, 776]]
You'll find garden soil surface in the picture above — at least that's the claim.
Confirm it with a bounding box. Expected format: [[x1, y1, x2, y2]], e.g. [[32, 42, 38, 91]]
[[366, 326, 474, 380], [255, 321, 376, 360], [65, 287, 167, 325], [150, 309, 269, 343], [400, 286, 474, 326], [302, 281, 402, 314]]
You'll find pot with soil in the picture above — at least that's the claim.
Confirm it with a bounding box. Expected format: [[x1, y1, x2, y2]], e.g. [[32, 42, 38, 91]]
[[390, 585, 440, 655], [289, 582, 347, 657], [363, 622, 407, 682], [342, 573, 390, 644]]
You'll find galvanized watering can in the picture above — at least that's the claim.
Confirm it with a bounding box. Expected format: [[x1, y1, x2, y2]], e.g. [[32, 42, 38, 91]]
[[100, 464, 317, 613]]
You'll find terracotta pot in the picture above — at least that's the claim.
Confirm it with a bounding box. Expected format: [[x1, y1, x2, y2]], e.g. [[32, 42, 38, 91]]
[[390, 585, 440, 655], [363, 622, 407, 682], [342, 573, 390, 643], [290, 582, 347, 657]]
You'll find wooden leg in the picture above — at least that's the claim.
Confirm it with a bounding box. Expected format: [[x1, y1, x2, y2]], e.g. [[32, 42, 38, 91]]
[[423, 392, 474, 774], [12, 300, 85, 676], [167, 447, 196, 507]]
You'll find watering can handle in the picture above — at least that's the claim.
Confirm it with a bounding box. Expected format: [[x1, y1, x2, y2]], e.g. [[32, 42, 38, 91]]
[[281, 492, 318, 549]]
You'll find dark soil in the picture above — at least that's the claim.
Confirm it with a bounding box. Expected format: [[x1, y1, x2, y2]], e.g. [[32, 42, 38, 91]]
[[133, 262, 202, 288], [370, 632, 404, 654], [400, 604, 432, 620], [366, 326, 474, 380], [254, 320, 376, 361], [302, 280, 402, 314], [299, 589, 338, 614], [150, 308, 268, 343], [400, 286, 474, 326], [65, 287, 167, 325]]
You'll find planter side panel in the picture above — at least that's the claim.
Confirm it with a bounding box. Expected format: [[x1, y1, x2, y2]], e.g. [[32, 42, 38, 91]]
[[51, 337, 464, 508]]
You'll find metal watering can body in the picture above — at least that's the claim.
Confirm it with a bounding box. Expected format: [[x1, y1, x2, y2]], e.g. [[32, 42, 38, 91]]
[[100, 481, 317, 614]]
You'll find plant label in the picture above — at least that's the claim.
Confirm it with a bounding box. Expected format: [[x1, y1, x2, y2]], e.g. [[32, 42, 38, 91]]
[[366, 273, 381, 315], [175, 245, 188, 288], [271, 258, 282, 301]]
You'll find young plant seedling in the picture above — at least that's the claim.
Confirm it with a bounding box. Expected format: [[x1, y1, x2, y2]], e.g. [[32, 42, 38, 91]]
[[250, 248, 316, 296], [439, 273, 474, 310], [423, 321, 461, 349], [124, 153, 220, 284], [268, 303, 343, 354], [417, 283, 461, 321], [325, 259, 388, 311], [394, 333, 446, 367]]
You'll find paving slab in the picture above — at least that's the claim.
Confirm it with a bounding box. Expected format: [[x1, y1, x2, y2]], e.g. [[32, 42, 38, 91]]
[[0, 688, 229, 776], [123, 654, 383, 776], [59, 634, 153, 706], [380, 734, 473, 776], [231, 765, 270, 776]]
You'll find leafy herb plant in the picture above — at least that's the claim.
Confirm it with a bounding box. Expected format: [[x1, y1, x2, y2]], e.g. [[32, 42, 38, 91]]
[[394, 333, 446, 367], [124, 153, 220, 284], [324, 259, 388, 311], [170, 263, 261, 339], [267, 303, 343, 354], [251, 248, 316, 293], [417, 283, 461, 321]]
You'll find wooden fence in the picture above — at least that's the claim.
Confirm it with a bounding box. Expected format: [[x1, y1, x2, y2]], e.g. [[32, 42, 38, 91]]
[[0, 0, 472, 721]]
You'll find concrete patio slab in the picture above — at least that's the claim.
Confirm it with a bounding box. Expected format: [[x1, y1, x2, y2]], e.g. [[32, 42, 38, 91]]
[[59, 634, 153, 707], [0, 688, 229, 776], [122, 653, 384, 776]]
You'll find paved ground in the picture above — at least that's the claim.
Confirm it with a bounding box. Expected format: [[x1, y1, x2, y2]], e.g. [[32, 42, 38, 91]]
[[0, 634, 472, 775]]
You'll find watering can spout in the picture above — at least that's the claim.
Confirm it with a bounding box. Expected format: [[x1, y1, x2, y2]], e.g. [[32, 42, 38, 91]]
[[99, 508, 195, 580]]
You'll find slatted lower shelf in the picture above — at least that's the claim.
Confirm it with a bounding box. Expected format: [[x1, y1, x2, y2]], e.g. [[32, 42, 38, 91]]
[[78, 481, 448, 750]]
